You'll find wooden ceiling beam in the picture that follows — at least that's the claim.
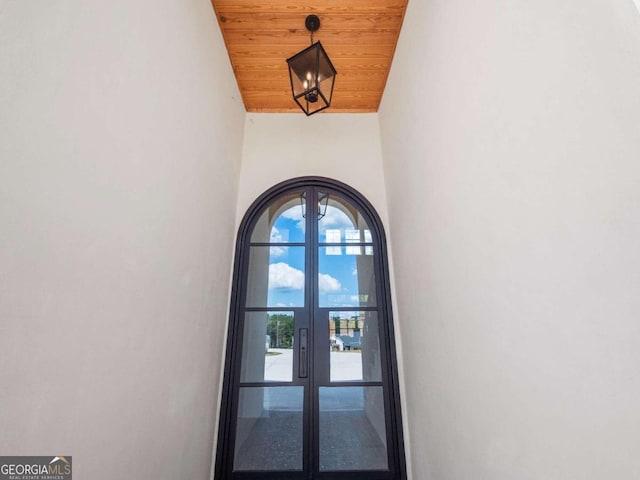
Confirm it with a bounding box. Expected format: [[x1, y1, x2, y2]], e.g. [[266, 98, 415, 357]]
[[211, 0, 407, 113]]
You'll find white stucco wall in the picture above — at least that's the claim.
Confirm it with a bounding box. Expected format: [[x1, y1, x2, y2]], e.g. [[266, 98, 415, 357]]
[[237, 113, 390, 229], [380, 0, 640, 479], [0, 1, 244, 479]]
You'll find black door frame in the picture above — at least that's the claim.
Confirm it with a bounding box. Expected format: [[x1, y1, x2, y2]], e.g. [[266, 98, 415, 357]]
[[214, 176, 407, 480]]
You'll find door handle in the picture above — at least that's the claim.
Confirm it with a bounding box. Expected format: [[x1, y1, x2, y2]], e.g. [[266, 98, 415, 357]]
[[299, 328, 308, 378]]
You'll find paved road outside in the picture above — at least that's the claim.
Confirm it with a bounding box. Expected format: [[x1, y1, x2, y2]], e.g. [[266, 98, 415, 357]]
[[263, 349, 367, 412], [264, 348, 363, 382]]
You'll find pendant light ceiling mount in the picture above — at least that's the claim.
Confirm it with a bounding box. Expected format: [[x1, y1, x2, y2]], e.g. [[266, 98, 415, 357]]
[[286, 15, 337, 116], [305, 14, 320, 33]]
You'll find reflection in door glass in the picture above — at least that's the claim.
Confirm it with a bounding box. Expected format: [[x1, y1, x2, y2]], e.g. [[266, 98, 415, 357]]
[[246, 246, 305, 307], [319, 386, 388, 471], [318, 249, 376, 307], [318, 195, 370, 243], [234, 386, 304, 471], [251, 191, 306, 243], [241, 312, 294, 383], [329, 311, 381, 382]]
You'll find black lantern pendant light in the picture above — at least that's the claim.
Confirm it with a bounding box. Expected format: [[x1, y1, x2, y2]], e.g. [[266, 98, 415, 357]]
[[300, 191, 330, 219], [287, 15, 337, 116]]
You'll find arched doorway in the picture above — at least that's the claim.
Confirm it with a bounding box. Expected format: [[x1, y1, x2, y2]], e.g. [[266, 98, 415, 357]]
[[215, 177, 406, 480]]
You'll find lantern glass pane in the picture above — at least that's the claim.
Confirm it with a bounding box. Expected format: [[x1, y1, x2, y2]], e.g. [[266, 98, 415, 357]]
[[288, 46, 318, 98], [290, 72, 307, 98], [317, 47, 336, 80], [318, 76, 335, 104], [317, 47, 336, 105], [296, 94, 329, 115]]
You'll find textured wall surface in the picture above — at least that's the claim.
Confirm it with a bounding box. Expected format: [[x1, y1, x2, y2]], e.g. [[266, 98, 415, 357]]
[[237, 113, 390, 230], [380, 0, 640, 478], [0, 1, 244, 478]]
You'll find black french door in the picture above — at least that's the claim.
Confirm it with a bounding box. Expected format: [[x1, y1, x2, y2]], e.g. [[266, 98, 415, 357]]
[[215, 178, 406, 480]]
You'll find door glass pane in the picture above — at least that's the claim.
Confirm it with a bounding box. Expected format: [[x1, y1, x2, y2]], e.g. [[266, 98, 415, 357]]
[[241, 311, 295, 383], [329, 311, 381, 382], [246, 246, 305, 307], [319, 386, 388, 471], [251, 191, 306, 243], [318, 194, 370, 244], [233, 386, 304, 471], [318, 248, 376, 307]]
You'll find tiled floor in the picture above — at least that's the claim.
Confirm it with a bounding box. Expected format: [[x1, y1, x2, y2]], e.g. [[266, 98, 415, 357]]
[[233, 410, 387, 472]]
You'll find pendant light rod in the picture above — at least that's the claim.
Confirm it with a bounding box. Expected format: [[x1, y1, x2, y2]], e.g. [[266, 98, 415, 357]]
[[305, 14, 319, 44]]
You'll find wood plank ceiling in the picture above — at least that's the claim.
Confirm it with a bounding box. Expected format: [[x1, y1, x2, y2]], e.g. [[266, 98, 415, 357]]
[[210, 0, 408, 113]]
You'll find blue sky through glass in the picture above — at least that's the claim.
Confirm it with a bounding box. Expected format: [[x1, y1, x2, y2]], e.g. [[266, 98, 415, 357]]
[[267, 246, 305, 307], [266, 205, 374, 308]]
